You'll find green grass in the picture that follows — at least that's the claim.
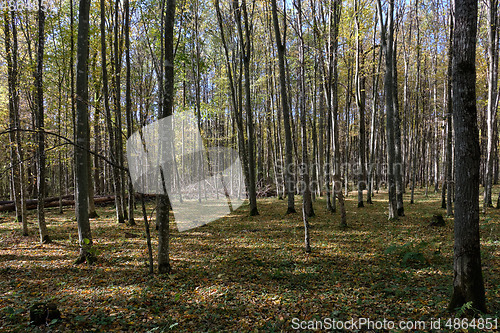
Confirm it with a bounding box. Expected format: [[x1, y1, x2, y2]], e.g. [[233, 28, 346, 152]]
[[0, 188, 499, 332]]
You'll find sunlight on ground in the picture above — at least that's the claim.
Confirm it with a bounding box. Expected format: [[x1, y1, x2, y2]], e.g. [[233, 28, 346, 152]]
[[0, 188, 498, 331]]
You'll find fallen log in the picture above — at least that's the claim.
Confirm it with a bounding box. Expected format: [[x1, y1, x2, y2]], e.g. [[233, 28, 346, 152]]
[[0, 194, 74, 207], [0, 195, 115, 212], [0, 194, 157, 212]]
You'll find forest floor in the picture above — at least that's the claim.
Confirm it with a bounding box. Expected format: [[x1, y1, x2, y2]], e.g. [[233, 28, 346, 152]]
[[0, 188, 499, 332]]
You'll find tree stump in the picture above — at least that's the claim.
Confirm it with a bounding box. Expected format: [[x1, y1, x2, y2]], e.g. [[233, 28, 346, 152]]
[[429, 214, 445, 227], [29, 302, 61, 325]]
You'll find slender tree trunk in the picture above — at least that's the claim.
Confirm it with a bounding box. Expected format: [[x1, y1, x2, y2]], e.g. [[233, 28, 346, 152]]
[[377, 0, 398, 220], [448, 0, 487, 313], [114, 0, 127, 223], [344, 65, 352, 198], [355, 0, 366, 208], [141, 194, 154, 274], [325, 87, 333, 211], [446, 8, 454, 216], [433, 54, 440, 194], [334, 174, 347, 228], [214, 0, 251, 206], [331, 0, 342, 212], [194, 0, 203, 203], [35, 0, 50, 243], [88, 90, 98, 218], [88, 148, 98, 218], [484, 0, 498, 210], [315, 1, 333, 211], [410, 7, 421, 204], [157, 0, 176, 275], [13, 11, 26, 234], [75, 0, 95, 264], [4, 11, 27, 235], [94, 102, 102, 196], [393, 36, 404, 216], [271, 0, 296, 214], [368, 13, 382, 205], [311, 86, 319, 199], [234, 0, 259, 216], [101, 0, 124, 224], [125, 0, 135, 225], [295, 0, 314, 218]]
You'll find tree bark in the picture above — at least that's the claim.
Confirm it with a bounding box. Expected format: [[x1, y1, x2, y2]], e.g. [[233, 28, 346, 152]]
[[75, 0, 95, 264], [113, 0, 127, 223], [377, 0, 398, 220], [157, 0, 176, 275], [214, 0, 251, 206], [331, 0, 342, 211], [446, 7, 454, 216], [100, 0, 124, 224], [233, 0, 259, 216], [35, 0, 51, 243], [368, 12, 382, 205], [484, 0, 498, 210], [393, 37, 404, 216], [448, 0, 487, 313], [295, 0, 314, 218], [410, 6, 421, 205], [4, 10, 27, 235], [271, 0, 296, 214], [355, 0, 366, 208], [125, 0, 135, 225]]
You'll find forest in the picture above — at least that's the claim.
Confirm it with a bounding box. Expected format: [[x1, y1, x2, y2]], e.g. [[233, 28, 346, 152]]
[[0, 0, 499, 331]]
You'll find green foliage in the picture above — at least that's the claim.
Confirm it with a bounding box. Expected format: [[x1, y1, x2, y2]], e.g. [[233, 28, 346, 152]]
[[384, 241, 430, 267], [3, 306, 24, 322], [455, 301, 474, 317]]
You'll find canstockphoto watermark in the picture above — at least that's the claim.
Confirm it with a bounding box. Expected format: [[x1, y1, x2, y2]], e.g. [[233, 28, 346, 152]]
[[126, 112, 245, 232], [275, 160, 401, 193], [291, 317, 498, 331], [0, 0, 57, 13]]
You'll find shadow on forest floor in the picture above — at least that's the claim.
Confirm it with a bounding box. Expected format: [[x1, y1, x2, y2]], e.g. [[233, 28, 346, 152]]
[[0, 188, 499, 331]]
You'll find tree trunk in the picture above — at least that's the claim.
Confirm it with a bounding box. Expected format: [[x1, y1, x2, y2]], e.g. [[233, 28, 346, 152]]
[[410, 8, 421, 205], [35, 1, 50, 243], [4, 11, 27, 235], [88, 91, 98, 219], [295, 0, 314, 218], [141, 194, 154, 275], [484, 0, 498, 210], [234, 0, 259, 216], [448, 0, 487, 313], [125, 0, 135, 225], [271, 0, 296, 214], [214, 0, 251, 207], [75, 0, 95, 264], [157, 0, 176, 275], [446, 8, 454, 216], [333, 175, 347, 228], [368, 12, 382, 205], [194, 0, 203, 203], [114, 0, 127, 223], [101, 0, 124, 224], [87, 150, 98, 218], [392, 37, 404, 216], [377, 0, 398, 220], [331, 0, 342, 211], [355, 0, 366, 208]]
